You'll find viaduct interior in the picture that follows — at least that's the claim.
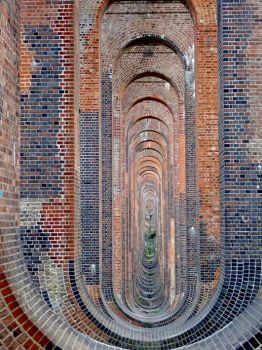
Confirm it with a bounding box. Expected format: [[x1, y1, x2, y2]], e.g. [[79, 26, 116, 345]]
[[0, 0, 262, 349]]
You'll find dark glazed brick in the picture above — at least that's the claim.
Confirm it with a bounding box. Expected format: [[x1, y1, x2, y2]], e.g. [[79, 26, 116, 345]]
[[80, 112, 100, 284], [20, 25, 63, 199]]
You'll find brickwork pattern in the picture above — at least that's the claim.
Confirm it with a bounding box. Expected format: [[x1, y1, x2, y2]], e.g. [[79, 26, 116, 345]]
[[0, 0, 261, 349]]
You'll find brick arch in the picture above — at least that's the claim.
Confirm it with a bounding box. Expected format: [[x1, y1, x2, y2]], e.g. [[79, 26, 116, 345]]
[[103, 25, 192, 62], [128, 115, 170, 130], [137, 159, 163, 174], [84, 0, 219, 330], [122, 78, 179, 117], [126, 96, 176, 117], [129, 124, 169, 143], [116, 57, 184, 96], [95, 0, 213, 28], [116, 35, 188, 69], [132, 139, 167, 157], [120, 71, 183, 98], [1, 0, 261, 349], [137, 149, 165, 164]]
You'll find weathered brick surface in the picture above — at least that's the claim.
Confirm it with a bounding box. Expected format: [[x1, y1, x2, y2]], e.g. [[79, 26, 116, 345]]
[[0, 1, 59, 348], [20, 0, 78, 277], [0, 0, 261, 349], [80, 112, 100, 284]]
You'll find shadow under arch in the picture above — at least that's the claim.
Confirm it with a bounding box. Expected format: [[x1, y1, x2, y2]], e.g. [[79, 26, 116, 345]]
[[115, 34, 187, 69], [96, 0, 198, 33], [126, 96, 175, 118], [120, 71, 183, 99]]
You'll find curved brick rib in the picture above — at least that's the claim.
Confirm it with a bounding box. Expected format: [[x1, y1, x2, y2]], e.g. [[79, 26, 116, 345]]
[[1, 0, 262, 349]]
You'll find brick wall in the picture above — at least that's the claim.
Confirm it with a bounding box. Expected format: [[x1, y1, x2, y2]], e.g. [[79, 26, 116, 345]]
[[0, 1, 59, 348], [0, 0, 261, 349], [20, 0, 78, 284]]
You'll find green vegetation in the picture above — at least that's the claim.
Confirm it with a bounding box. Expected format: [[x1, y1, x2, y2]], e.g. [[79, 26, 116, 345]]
[[145, 228, 156, 240], [144, 242, 155, 259], [144, 227, 157, 260], [144, 270, 154, 276]]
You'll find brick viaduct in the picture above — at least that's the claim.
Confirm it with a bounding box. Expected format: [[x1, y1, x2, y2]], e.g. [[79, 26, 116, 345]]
[[0, 0, 262, 349]]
